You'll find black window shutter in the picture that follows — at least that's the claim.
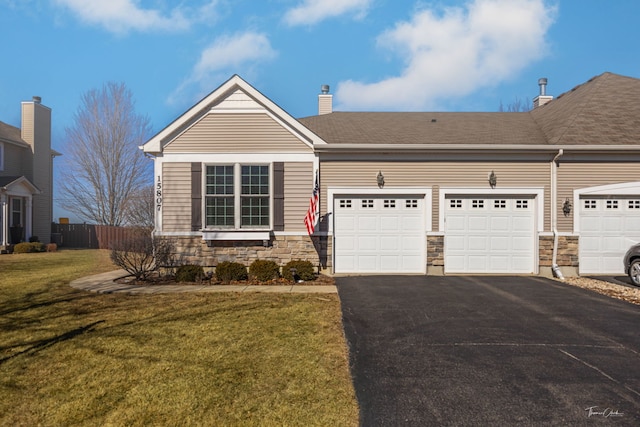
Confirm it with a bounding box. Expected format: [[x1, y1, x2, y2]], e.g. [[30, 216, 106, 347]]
[[273, 162, 285, 231], [191, 163, 202, 231]]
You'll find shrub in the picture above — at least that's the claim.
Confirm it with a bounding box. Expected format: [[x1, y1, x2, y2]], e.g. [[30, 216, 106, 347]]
[[175, 264, 205, 282], [28, 236, 39, 243], [216, 261, 248, 282], [15, 242, 41, 253], [109, 228, 155, 280], [13, 242, 45, 253], [282, 260, 316, 282], [249, 260, 280, 282]]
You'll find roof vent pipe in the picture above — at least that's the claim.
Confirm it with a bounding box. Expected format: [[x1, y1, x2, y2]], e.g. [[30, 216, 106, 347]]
[[321, 84, 330, 94], [538, 78, 548, 96]]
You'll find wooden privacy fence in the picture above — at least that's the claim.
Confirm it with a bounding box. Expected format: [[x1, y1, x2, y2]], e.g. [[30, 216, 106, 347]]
[[51, 223, 147, 249]]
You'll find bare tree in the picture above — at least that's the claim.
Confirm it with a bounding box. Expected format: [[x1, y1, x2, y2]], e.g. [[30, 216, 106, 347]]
[[499, 97, 531, 112], [123, 184, 155, 227], [60, 82, 152, 226]]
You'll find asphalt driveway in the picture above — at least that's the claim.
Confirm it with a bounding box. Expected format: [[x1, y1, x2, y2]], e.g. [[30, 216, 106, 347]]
[[337, 275, 640, 426]]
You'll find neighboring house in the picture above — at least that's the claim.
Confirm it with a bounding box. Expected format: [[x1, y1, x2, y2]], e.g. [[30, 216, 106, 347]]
[[142, 72, 640, 277], [0, 97, 59, 249]]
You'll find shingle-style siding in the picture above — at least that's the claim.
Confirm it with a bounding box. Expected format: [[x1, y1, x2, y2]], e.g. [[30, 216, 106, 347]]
[[557, 161, 640, 232], [162, 163, 192, 232], [284, 162, 313, 232], [320, 161, 551, 231], [164, 113, 313, 153]]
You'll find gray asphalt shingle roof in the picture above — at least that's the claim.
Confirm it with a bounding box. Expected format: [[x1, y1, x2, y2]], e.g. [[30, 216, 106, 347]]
[[530, 72, 640, 145], [0, 120, 29, 147], [299, 72, 640, 148]]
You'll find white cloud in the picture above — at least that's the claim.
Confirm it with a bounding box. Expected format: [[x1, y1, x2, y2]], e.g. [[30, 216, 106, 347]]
[[284, 0, 371, 26], [168, 32, 277, 105], [52, 0, 220, 34], [336, 0, 556, 110]]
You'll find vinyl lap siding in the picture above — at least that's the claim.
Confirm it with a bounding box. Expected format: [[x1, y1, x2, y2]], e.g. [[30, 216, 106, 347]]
[[557, 162, 640, 232], [162, 163, 191, 232], [284, 162, 313, 232], [31, 107, 52, 243], [164, 113, 312, 153], [320, 161, 551, 232]]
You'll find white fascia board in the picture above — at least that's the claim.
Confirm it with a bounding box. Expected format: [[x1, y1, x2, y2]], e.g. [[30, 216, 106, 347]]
[[575, 181, 640, 196], [1, 176, 41, 194], [438, 187, 545, 233], [142, 75, 326, 153], [327, 187, 433, 235], [313, 144, 640, 152]]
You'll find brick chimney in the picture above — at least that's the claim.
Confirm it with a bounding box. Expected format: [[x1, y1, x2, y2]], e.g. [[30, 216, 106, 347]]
[[533, 77, 553, 108], [318, 84, 332, 115]]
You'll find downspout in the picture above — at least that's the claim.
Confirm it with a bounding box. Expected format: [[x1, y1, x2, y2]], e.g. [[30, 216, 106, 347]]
[[551, 149, 564, 279]]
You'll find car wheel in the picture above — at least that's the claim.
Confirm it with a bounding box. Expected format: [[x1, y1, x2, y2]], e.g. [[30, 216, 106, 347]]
[[629, 259, 640, 286]]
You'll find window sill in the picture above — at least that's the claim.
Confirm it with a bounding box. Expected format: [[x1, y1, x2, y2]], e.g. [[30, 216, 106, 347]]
[[202, 230, 271, 241]]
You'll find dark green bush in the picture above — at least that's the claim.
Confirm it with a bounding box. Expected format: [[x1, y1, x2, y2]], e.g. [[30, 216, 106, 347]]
[[282, 260, 316, 282], [28, 236, 39, 243], [215, 261, 248, 282], [249, 259, 280, 282], [175, 264, 205, 282], [13, 242, 45, 253]]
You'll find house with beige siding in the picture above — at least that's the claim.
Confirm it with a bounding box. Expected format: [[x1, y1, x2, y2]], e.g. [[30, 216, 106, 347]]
[[143, 72, 640, 277], [0, 97, 59, 249]]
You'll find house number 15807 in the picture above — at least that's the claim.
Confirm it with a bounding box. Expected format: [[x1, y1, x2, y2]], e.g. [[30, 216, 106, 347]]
[[156, 176, 162, 211]]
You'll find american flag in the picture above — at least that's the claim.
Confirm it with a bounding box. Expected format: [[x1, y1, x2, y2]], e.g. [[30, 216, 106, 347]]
[[304, 172, 319, 235]]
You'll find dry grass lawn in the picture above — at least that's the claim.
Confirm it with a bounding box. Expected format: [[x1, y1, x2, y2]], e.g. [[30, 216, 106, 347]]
[[0, 250, 358, 426]]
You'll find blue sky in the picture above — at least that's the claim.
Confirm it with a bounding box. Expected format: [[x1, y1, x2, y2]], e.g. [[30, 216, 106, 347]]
[[1, 0, 639, 220]]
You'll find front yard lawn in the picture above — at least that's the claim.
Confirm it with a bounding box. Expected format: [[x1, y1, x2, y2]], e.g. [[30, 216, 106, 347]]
[[0, 250, 358, 426]]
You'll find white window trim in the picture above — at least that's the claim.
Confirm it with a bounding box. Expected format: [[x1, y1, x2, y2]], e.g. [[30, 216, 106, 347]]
[[202, 162, 273, 231]]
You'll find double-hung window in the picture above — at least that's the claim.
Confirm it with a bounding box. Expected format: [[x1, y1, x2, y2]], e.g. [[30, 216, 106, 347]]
[[205, 164, 270, 229]]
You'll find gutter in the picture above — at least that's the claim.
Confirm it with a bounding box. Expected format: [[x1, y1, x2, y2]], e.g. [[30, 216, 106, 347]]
[[312, 144, 640, 152], [551, 149, 564, 279]]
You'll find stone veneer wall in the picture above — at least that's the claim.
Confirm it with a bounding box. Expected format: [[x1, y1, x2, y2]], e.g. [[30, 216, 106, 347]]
[[539, 235, 579, 268], [427, 235, 444, 268], [163, 235, 329, 270]]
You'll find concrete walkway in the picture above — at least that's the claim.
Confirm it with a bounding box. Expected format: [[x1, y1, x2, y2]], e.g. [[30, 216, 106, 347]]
[[69, 269, 337, 294]]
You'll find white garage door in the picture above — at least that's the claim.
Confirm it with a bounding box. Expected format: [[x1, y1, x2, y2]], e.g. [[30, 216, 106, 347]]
[[444, 196, 536, 274], [579, 197, 640, 274], [334, 196, 425, 273]]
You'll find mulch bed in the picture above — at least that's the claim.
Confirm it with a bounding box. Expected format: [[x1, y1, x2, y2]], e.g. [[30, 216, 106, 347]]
[[116, 272, 335, 287]]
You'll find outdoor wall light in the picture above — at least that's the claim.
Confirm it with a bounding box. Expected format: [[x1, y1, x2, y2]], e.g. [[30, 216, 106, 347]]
[[377, 171, 385, 188], [563, 198, 572, 216], [488, 171, 497, 188]]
